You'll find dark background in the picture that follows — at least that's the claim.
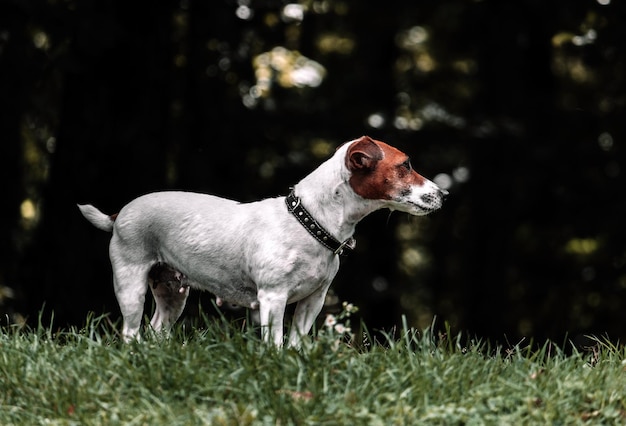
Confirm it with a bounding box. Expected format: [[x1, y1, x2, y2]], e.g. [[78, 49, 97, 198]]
[[1, 0, 625, 344]]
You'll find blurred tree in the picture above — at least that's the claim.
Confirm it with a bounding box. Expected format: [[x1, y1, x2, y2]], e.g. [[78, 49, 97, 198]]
[[1, 0, 625, 344], [0, 1, 27, 321]]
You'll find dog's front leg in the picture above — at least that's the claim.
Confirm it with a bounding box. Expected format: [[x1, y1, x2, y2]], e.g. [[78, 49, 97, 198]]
[[257, 290, 288, 347], [287, 283, 331, 348]]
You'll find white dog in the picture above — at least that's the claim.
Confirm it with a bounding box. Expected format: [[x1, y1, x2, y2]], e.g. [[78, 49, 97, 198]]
[[78, 136, 446, 346]]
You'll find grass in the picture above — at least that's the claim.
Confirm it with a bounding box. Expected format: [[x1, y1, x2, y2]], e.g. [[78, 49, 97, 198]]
[[1, 311, 626, 425]]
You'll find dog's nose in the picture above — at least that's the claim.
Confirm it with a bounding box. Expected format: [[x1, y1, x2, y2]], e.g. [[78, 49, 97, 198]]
[[439, 188, 449, 199]]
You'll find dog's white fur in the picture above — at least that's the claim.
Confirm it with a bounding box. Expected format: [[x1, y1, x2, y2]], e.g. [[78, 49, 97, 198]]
[[78, 136, 445, 346]]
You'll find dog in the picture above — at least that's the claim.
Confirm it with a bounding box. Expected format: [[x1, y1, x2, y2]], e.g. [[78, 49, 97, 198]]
[[78, 136, 446, 346]]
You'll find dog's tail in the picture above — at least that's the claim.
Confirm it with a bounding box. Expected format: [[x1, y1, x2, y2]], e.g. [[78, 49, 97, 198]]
[[77, 204, 116, 232]]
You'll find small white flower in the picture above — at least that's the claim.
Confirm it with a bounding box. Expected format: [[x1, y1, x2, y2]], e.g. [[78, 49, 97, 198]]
[[342, 302, 358, 314], [334, 323, 346, 334], [324, 314, 337, 328]]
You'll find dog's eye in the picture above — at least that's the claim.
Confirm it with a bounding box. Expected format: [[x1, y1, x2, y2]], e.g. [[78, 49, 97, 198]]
[[401, 159, 412, 171]]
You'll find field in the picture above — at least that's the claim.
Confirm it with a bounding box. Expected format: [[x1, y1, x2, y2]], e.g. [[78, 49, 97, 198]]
[[1, 312, 626, 425]]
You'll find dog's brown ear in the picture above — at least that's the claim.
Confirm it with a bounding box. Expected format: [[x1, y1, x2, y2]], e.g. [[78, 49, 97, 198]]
[[346, 136, 384, 172]]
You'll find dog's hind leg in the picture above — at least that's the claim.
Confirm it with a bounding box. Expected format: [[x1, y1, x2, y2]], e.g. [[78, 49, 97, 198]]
[[148, 264, 189, 333], [109, 238, 152, 341], [111, 263, 151, 341]]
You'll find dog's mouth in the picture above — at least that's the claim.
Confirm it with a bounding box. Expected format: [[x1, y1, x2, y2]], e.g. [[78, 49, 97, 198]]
[[390, 199, 440, 216], [393, 192, 445, 215], [409, 201, 440, 214]]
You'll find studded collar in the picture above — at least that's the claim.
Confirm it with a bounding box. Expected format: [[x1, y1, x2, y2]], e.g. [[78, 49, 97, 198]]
[[285, 189, 356, 256]]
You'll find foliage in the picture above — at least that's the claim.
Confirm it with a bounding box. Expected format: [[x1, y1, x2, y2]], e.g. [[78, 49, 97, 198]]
[[1, 312, 626, 425]]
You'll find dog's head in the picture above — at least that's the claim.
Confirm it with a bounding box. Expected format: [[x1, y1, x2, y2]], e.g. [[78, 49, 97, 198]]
[[345, 136, 447, 216]]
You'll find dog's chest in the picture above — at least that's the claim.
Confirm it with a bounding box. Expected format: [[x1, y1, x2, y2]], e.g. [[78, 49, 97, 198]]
[[247, 246, 340, 302]]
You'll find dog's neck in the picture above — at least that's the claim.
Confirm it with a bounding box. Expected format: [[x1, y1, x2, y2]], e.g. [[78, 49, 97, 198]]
[[293, 145, 384, 243]]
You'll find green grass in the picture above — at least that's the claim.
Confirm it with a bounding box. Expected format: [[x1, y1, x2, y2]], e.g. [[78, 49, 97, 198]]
[[1, 312, 626, 425]]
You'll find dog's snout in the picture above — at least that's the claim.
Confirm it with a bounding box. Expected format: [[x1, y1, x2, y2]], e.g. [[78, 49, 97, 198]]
[[421, 188, 448, 205], [420, 194, 436, 205]]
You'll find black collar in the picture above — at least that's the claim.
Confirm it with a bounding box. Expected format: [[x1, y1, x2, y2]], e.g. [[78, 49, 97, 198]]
[[285, 189, 356, 256]]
